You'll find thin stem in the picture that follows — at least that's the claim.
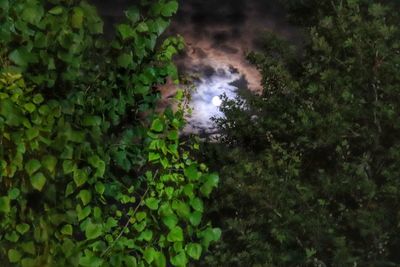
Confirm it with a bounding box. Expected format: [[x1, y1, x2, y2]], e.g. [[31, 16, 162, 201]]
[[100, 186, 150, 258]]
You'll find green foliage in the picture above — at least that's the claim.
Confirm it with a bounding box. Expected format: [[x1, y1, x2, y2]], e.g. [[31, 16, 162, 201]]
[[0, 0, 218, 266], [202, 0, 400, 266]]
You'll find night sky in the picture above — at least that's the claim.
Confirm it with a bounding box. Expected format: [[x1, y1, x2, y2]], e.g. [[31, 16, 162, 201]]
[[91, 0, 301, 134]]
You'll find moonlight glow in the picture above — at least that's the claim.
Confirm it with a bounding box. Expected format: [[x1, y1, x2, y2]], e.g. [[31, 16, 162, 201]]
[[212, 96, 222, 106], [183, 66, 240, 134]]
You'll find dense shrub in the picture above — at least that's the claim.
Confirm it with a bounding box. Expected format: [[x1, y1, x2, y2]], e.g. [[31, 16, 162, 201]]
[[0, 1, 219, 266], [201, 0, 400, 266]]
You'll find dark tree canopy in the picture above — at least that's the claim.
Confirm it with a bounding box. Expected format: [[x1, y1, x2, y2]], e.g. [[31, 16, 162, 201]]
[[201, 0, 400, 266]]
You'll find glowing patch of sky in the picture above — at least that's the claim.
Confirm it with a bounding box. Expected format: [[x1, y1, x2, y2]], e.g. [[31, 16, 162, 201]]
[[183, 67, 241, 134]]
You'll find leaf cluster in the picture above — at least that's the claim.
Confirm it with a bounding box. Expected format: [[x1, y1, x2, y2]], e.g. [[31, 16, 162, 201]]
[[202, 0, 400, 266], [0, 1, 219, 266]]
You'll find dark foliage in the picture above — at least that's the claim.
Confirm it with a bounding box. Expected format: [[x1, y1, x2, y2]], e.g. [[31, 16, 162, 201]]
[[201, 0, 400, 266]]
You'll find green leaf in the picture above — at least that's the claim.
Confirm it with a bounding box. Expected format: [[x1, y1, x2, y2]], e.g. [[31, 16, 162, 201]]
[[137, 22, 149, 32], [154, 252, 166, 267], [79, 190, 92, 206], [32, 94, 44, 104], [8, 188, 20, 200], [95, 182, 105, 195], [16, 223, 30, 235], [190, 198, 204, 212], [117, 53, 133, 68], [25, 159, 41, 176], [93, 206, 102, 220], [123, 255, 137, 267], [30, 172, 46, 191], [79, 251, 104, 267], [60, 145, 73, 159], [200, 227, 221, 248], [189, 211, 202, 226], [134, 85, 149, 95], [82, 115, 101, 126], [162, 1, 179, 17], [8, 249, 21, 263], [183, 184, 194, 198], [85, 221, 102, 240], [73, 169, 88, 187], [9, 48, 29, 67], [63, 160, 76, 174], [94, 161, 105, 177], [0, 99, 23, 126], [117, 24, 135, 40], [145, 197, 159, 210], [77, 206, 91, 221], [168, 130, 179, 140], [162, 214, 178, 229], [42, 155, 57, 173], [20, 241, 36, 255], [175, 89, 183, 100], [139, 230, 153, 241], [151, 118, 164, 132], [8, 47, 37, 67], [49, 6, 64, 15], [170, 252, 187, 267], [65, 182, 75, 197], [149, 152, 160, 161], [5, 231, 19, 242], [21, 4, 44, 24], [61, 224, 73, 235], [71, 7, 84, 29], [26, 128, 39, 140], [153, 17, 169, 35], [24, 103, 36, 113], [186, 243, 202, 260], [125, 6, 140, 23], [0, 196, 10, 213], [143, 247, 156, 264], [167, 226, 184, 242], [184, 164, 198, 181], [105, 217, 118, 229], [172, 200, 190, 219], [200, 173, 219, 197]]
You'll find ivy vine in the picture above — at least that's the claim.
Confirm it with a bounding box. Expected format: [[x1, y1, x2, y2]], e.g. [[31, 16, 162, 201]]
[[0, 0, 220, 266]]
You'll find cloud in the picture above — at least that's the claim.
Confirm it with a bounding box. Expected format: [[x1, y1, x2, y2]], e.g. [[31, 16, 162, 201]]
[[90, 0, 301, 133]]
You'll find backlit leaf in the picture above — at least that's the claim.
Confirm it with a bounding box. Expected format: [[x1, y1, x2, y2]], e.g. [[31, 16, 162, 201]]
[[167, 226, 184, 242], [186, 243, 202, 260], [151, 118, 164, 132], [117, 24, 135, 40], [79, 190, 92, 206], [16, 223, 30, 235], [85, 221, 102, 240], [71, 7, 84, 29], [161, 1, 178, 17], [0, 196, 10, 213], [189, 211, 202, 226], [49, 6, 64, 15], [30, 172, 46, 191], [73, 169, 88, 187], [145, 197, 159, 210], [25, 159, 41, 176], [184, 164, 198, 181], [8, 249, 21, 263], [143, 247, 156, 264], [170, 251, 187, 267], [125, 6, 139, 23], [42, 155, 57, 173], [61, 224, 73, 235]]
